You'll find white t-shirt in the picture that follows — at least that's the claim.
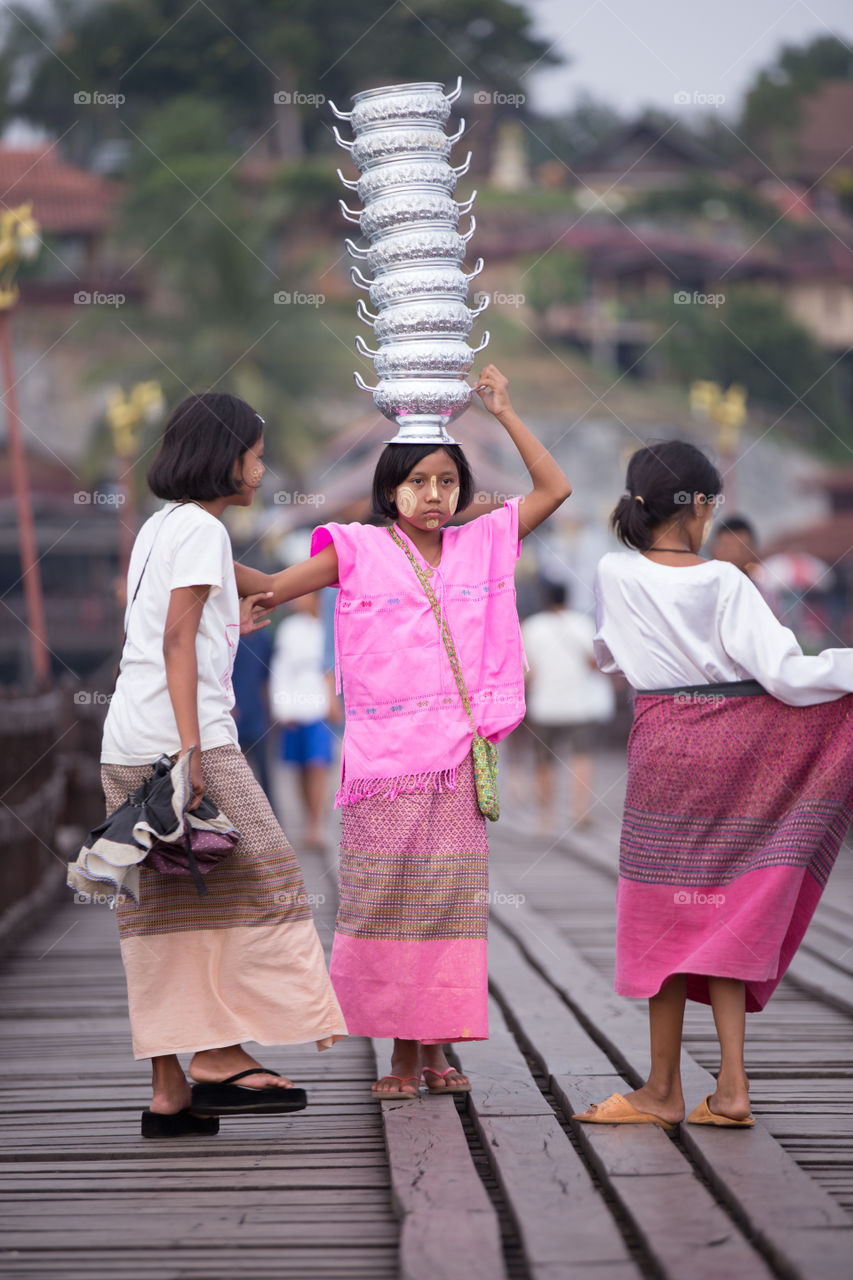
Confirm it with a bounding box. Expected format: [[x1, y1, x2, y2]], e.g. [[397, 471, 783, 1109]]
[[101, 502, 240, 765], [522, 608, 615, 725], [594, 550, 853, 706], [269, 613, 330, 726]]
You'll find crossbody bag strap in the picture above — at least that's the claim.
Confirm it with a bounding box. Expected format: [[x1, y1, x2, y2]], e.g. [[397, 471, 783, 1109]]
[[387, 526, 477, 734], [116, 503, 188, 681]]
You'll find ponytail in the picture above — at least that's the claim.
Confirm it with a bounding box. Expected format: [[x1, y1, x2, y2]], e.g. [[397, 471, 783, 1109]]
[[611, 441, 722, 551]]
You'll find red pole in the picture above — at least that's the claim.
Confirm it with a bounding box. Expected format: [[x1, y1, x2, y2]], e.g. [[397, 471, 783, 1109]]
[[0, 310, 50, 684]]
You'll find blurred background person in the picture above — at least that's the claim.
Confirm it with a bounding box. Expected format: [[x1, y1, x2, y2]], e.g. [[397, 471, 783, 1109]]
[[522, 582, 615, 831], [231, 624, 273, 799], [270, 592, 335, 852], [709, 516, 761, 580]]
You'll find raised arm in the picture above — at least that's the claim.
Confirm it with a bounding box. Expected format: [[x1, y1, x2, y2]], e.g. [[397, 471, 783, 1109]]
[[234, 544, 340, 609], [474, 365, 571, 538]]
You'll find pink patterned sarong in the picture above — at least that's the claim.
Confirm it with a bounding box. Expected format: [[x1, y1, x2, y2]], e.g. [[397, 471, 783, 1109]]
[[330, 754, 489, 1042], [616, 682, 853, 1011]]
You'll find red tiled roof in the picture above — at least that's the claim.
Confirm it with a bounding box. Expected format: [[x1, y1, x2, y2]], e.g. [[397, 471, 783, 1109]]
[[0, 145, 121, 235]]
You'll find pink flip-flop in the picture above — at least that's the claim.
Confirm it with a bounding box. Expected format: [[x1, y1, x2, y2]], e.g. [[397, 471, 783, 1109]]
[[371, 1074, 420, 1100], [421, 1066, 472, 1094]]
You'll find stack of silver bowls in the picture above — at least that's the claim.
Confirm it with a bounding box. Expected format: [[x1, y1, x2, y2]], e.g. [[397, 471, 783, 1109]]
[[330, 77, 489, 444]]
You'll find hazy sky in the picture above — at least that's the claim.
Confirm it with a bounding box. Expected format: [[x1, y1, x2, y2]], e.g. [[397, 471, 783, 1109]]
[[522, 0, 853, 117]]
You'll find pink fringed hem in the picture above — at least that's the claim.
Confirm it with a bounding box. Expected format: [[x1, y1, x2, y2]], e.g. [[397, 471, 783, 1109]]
[[335, 764, 460, 808]]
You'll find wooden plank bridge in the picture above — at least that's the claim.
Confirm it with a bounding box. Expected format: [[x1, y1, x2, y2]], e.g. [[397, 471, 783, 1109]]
[[1, 751, 852, 1280]]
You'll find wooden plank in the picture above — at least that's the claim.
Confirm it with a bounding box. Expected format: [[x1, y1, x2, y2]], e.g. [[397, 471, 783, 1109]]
[[456, 996, 640, 1279], [489, 873, 853, 1280], [488, 920, 775, 1279], [787, 949, 853, 1017], [370, 1039, 507, 1280]]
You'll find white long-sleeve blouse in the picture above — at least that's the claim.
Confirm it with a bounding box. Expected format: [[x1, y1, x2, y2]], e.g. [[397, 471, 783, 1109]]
[[593, 551, 853, 706]]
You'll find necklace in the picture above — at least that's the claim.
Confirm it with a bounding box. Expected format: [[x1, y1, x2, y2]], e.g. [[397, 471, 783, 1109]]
[[646, 546, 697, 555]]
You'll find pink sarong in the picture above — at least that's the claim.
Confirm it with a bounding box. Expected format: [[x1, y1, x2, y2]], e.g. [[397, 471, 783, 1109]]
[[616, 682, 852, 1011], [330, 754, 489, 1042]]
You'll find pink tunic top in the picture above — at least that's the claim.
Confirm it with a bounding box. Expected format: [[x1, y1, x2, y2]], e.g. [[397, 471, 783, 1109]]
[[310, 499, 526, 805]]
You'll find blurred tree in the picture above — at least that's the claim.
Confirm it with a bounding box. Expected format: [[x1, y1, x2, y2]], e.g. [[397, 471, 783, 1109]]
[[524, 93, 622, 172], [656, 287, 848, 452], [625, 174, 788, 239], [2, 0, 559, 163], [92, 94, 353, 470], [524, 249, 586, 314], [740, 35, 853, 173]]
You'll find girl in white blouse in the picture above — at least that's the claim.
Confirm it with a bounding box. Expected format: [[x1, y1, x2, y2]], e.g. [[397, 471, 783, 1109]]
[[574, 440, 853, 1131]]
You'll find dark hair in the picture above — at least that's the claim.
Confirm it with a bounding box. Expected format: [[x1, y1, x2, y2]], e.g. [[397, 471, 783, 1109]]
[[611, 440, 722, 551], [371, 443, 474, 520], [545, 581, 567, 608], [712, 516, 756, 542], [147, 392, 264, 501]]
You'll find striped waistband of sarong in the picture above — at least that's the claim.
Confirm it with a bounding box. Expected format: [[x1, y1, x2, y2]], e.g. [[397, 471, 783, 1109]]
[[634, 678, 767, 698]]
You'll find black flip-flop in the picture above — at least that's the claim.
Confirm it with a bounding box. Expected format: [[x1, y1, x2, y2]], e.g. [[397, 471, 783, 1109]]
[[190, 1068, 308, 1115], [141, 1108, 220, 1138]]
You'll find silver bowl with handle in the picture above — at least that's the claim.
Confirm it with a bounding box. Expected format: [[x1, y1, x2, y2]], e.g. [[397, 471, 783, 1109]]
[[345, 221, 475, 273], [340, 188, 477, 238], [333, 120, 465, 171], [355, 332, 490, 378], [358, 294, 489, 341], [337, 153, 470, 203], [329, 77, 462, 132], [351, 259, 483, 308], [353, 371, 473, 440]]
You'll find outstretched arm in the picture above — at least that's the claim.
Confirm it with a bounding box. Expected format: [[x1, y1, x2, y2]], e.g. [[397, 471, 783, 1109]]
[[234, 544, 340, 609], [474, 364, 571, 538]]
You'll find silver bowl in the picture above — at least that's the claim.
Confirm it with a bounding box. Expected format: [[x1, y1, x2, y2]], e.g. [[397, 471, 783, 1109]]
[[340, 187, 477, 238], [346, 221, 475, 273], [351, 259, 483, 308], [334, 120, 465, 171], [338, 154, 470, 203], [330, 77, 462, 132], [355, 332, 490, 378], [354, 371, 473, 427], [358, 294, 489, 341]]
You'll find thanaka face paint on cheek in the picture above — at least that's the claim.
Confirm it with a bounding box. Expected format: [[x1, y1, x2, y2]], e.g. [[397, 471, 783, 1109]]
[[396, 485, 417, 518], [448, 486, 460, 515]]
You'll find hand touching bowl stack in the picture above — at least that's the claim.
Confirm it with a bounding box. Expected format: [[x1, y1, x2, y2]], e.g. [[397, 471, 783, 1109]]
[[331, 78, 490, 444]]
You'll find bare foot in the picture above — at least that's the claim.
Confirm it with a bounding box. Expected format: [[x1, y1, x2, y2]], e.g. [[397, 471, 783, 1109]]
[[372, 1039, 420, 1097], [420, 1045, 470, 1091], [708, 1072, 751, 1121], [623, 1083, 684, 1125], [189, 1045, 295, 1090], [150, 1056, 192, 1115]]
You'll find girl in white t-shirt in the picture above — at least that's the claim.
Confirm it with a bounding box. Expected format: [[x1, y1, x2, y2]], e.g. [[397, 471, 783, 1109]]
[[99, 392, 345, 1139]]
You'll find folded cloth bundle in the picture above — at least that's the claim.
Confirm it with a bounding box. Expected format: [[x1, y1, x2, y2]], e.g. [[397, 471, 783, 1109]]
[[67, 749, 240, 905]]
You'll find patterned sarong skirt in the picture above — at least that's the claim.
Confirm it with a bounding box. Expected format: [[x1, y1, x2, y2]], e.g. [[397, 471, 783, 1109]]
[[102, 744, 346, 1059], [330, 754, 489, 1042], [616, 681, 853, 1011]]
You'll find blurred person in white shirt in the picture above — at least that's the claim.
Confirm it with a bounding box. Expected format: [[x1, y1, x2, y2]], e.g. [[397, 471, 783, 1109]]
[[270, 593, 335, 852], [521, 582, 615, 831]]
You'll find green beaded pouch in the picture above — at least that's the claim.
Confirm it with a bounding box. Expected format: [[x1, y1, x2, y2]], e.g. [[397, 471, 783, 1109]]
[[388, 527, 500, 821]]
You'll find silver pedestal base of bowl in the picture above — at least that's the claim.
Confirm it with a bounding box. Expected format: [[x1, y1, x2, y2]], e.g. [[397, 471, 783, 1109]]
[[383, 417, 459, 445]]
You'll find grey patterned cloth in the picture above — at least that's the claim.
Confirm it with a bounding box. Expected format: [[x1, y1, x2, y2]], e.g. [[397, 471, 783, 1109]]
[[67, 749, 239, 905]]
